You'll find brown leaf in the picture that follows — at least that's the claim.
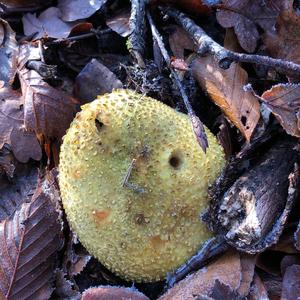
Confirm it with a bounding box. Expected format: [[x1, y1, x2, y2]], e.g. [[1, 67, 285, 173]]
[[0, 171, 64, 300], [106, 9, 131, 37], [159, 251, 242, 300], [22, 7, 77, 39], [73, 59, 123, 104], [0, 86, 42, 162], [238, 254, 256, 297], [264, 10, 300, 65], [191, 56, 260, 141], [52, 269, 81, 300], [17, 44, 78, 141], [248, 274, 268, 300], [0, 0, 51, 13], [261, 84, 300, 137], [217, 0, 292, 52], [81, 286, 150, 300], [0, 19, 18, 85], [281, 265, 300, 300], [0, 164, 38, 221], [57, 0, 107, 22]]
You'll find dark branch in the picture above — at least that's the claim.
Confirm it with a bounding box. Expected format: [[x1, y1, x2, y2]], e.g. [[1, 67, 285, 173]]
[[146, 11, 209, 152], [128, 0, 147, 67], [165, 8, 300, 77]]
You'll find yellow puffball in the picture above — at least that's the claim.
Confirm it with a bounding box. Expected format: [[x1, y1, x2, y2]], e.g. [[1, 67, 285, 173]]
[[59, 89, 225, 282]]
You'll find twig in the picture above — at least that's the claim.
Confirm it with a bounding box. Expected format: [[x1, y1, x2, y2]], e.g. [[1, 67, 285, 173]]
[[128, 0, 146, 68], [165, 8, 300, 77], [121, 159, 145, 194], [146, 11, 208, 152], [51, 28, 112, 44]]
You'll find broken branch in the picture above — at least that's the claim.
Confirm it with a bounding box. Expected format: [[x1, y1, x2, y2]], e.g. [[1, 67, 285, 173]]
[[165, 8, 300, 77]]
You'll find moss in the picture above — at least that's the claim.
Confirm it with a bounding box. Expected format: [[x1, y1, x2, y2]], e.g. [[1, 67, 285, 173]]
[[59, 89, 225, 282]]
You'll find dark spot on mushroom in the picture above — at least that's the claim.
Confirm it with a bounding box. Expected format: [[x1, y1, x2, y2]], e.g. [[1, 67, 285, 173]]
[[169, 151, 183, 170], [95, 119, 104, 132]]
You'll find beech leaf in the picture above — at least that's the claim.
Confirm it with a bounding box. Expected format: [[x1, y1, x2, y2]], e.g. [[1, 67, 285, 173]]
[[17, 44, 79, 141], [261, 84, 300, 137], [0, 86, 42, 163], [0, 171, 64, 300], [192, 56, 260, 141]]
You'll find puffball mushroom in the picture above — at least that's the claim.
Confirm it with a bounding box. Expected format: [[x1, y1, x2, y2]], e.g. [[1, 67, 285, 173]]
[[59, 89, 225, 282]]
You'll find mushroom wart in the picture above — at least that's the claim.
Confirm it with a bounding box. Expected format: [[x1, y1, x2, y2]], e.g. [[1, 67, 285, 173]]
[[59, 89, 225, 282]]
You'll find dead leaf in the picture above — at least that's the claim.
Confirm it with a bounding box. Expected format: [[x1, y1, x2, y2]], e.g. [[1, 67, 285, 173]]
[[0, 86, 42, 163], [22, 7, 77, 39], [0, 0, 51, 13], [159, 251, 242, 300], [208, 280, 240, 299], [264, 10, 300, 66], [238, 254, 256, 297], [73, 58, 123, 103], [0, 19, 18, 85], [0, 171, 64, 300], [216, 0, 292, 52], [280, 255, 300, 275], [17, 44, 78, 141], [0, 164, 37, 221], [81, 286, 150, 300], [248, 274, 268, 300], [281, 265, 300, 300], [168, 25, 196, 59], [170, 57, 189, 71], [106, 9, 131, 37], [57, 0, 107, 22], [261, 84, 300, 137], [192, 56, 260, 141], [53, 269, 81, 300]]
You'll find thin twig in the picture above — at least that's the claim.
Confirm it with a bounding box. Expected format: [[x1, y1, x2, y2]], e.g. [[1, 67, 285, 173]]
[[128, 0, 147, 68], [121, 159, 145, 194], [165, 8, 300, 77], [146, 11, 208, 152]]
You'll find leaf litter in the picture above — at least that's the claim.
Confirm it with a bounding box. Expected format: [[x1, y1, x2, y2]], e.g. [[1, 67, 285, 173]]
[[0, 0, 299, 299]]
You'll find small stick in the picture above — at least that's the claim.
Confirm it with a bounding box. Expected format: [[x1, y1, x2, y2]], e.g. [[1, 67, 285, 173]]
[[165, 8, 300, 77], [121, 159, 145, 194], [146, 11, 208, 152]]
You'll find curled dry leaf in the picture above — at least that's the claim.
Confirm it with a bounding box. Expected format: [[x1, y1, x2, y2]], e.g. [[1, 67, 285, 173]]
[[0, 171, 64, 300], [261, 84, 300, 137], [281, 265, 300, 300], [216, 0, 292, 52], [159, 251, 242, 300], [264, 10, 300, 65], [22, 7, 77, 39], [73, 58, 123, 103], [0, 87, 42, 163], [192, 56, 260, 142], [81, 286, 149, 300], [0, 19, 18, 85], [17, 44, 78, 141], [57, 0, 107, 22], [106, 9, 131, 37]]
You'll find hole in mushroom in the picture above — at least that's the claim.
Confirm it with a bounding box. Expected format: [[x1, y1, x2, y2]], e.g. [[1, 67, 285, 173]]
[[169, 150, 183, 170], [95, 119, 104, 132]]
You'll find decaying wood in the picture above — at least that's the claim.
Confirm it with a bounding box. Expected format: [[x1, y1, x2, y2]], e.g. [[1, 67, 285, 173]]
[[165, 8, 300, 77], [212, 140, 300, 253]]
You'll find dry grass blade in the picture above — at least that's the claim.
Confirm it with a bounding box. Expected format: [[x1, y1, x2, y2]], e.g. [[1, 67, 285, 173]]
[[261, 84, 300, 137], [0, 172, 64, 300]]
